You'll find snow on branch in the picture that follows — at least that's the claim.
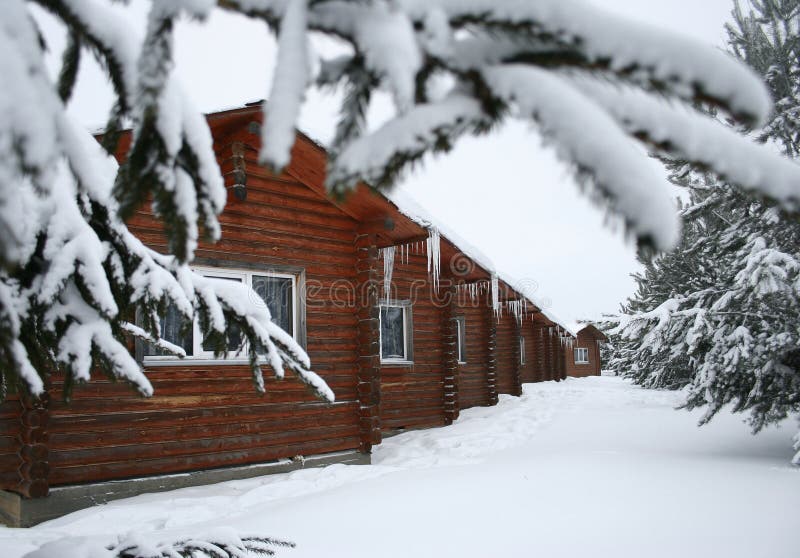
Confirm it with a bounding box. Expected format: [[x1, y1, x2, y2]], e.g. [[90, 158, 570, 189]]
[[567, 73, 800, 209], [3, 0, 800, 405], [261, 0, 310, 172], [396, 0, 771, 126], [483, 64, 679, 249], [0, 0, 328, 401], [328, 94, 486, 191]]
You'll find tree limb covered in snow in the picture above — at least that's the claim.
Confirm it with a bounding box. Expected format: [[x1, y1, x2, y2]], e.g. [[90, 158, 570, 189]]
[[2, 0, 800, 402], [0, 0, 331, 402]]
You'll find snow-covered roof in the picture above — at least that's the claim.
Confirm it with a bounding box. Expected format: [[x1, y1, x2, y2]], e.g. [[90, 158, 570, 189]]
[[386, 188, 496, 275], [386, 188, 574, 335], [498, 271, 576, 336]]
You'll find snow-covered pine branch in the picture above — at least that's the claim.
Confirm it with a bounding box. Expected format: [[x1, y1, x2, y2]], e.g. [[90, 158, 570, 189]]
[[0, 0, 331, 403], [3, 0, 800, 404], [285, 0, 799, 252], [24, 528, 296, 558]]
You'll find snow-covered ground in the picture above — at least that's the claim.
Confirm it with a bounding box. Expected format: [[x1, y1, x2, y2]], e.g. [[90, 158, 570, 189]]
[[2, 377, 797, 558]]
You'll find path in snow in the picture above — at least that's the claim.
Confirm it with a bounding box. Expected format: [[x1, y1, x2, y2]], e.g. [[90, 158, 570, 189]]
[[1, 377, 797, 558]]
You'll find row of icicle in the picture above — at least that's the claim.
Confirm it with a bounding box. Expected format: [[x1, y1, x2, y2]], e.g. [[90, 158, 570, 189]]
[[539, 325, 575, 347], [377, 229, 571, 336], [379, 228, 442, 303]]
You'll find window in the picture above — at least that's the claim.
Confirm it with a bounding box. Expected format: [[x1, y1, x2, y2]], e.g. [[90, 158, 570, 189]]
[[380, 303, 412, 363], [575, 347, 589, 364], [144, 266, 298, 361], [519, 336, 526, 365], [455, 316, 466, 364]]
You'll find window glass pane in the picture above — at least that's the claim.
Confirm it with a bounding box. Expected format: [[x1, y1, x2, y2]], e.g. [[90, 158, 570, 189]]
[[252, 275, 294, 336], [457, 318, 466, 363], [201, 275, 244, 353], [381, 306, 405, 360], [145, 303, 193, 356]]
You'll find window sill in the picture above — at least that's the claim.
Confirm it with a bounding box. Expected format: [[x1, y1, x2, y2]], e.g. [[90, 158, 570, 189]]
[[457, 361, 467, 365], [144, 358, 258, 367], [380, 360, 414, 367]]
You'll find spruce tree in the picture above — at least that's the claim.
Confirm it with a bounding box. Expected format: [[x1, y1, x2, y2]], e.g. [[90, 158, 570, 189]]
[[607, 0, 800, 462]]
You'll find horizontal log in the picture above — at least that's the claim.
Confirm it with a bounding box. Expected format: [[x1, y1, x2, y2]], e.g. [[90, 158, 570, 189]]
[[49, 391, 350, 416], [51, 424, 360, 468], [51, 411, 358, 451], [51, 377, 356, 402], [49, 401, 357, 434], [50, 437, 360, 486], [0, 469, 21, 489]]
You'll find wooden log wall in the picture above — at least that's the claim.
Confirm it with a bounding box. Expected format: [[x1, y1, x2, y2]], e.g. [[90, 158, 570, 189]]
[[441, 283, 459, 424], [454, 296, 492, 410], [565, 331, 603, 377], [518, 318, 540, 385], [355, 232, 381, 451], [377, 252, 446, 431], [550, 333, 565, 381], [0, 395, 26, 492], [486, 306, 499, 406], [495, 313, 522, 396], [0, 396, 21, 492], [35, 139, 363, 488], [0, 115, 578, 495]]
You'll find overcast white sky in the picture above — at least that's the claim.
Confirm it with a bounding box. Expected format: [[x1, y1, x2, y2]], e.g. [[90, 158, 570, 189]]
[[49, 0, 739, 324]]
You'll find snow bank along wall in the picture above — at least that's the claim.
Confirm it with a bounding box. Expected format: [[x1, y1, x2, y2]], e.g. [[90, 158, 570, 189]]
[[0, 105, 573, 526]]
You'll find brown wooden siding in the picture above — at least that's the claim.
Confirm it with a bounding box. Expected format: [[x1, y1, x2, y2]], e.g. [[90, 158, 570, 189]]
[[0, 111, 573, 496], [455, 301, 491, 410], [0, 396, 21, 489], [566, 330, 603, 377], [378, 254, 446, 431], [518, 319, 540, 384], [495, 314, 520, 396], [39, 146, 364, 488]]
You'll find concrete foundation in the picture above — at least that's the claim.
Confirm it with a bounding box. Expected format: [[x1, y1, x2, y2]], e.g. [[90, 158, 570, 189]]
[[1, 450, 369, 527]]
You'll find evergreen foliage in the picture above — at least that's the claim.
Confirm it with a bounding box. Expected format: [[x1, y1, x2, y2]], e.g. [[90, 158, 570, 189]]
[[109, 534, 295, 558], [605, 0, 800, 463], [2, 0, 800, 402]]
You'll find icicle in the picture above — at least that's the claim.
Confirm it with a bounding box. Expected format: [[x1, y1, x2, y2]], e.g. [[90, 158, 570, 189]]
[[509, 300, 523, 324], [380, 245, 396, 302], [491, 273, 499, 316], [425, 228, 441, 291]]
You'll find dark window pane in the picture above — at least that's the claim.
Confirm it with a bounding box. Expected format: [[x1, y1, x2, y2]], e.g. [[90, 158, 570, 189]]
[[457, 318, 466, 363], [201, 275, 244, 353], [145, 303, 193, 356], [252, 275, 294, 336], [381, 306, 405, 360]]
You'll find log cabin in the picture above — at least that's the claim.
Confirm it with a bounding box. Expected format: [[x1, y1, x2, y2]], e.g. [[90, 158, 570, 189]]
[[0, 104, 576, 526], [565, 324, 608, 377]]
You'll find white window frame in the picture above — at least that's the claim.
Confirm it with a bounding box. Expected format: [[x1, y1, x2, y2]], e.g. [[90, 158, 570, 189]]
[[379, 302, 412, 364], [455, 316, 467, 364], [574, 347, 589, 364], [519, 336, 526, 365], [144, 265, 298, 364]]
